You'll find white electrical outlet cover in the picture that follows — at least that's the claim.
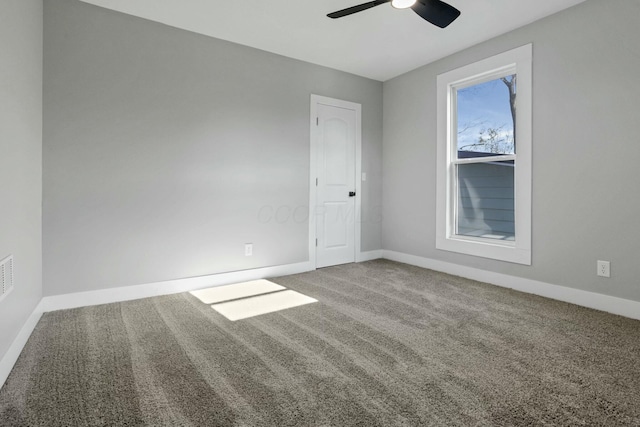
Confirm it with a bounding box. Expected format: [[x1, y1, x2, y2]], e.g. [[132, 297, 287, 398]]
[[597, 260, 610, 278]]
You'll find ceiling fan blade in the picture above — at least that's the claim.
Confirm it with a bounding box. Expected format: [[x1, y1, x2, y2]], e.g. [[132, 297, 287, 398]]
[[327, 0, 391, 19], [411, 0, 460, 28]]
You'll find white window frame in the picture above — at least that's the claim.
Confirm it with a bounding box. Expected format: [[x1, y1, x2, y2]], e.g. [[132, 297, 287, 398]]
[[436, 44, 532, 265]]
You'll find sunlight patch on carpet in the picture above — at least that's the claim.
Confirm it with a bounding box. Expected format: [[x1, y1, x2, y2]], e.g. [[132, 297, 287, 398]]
[[190, 279, 285, 304], [211, 290, 317, 321]]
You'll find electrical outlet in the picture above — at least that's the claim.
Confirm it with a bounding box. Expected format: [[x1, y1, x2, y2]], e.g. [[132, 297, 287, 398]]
[[597, 260, 610, 278], [245, 243, 253, 257]]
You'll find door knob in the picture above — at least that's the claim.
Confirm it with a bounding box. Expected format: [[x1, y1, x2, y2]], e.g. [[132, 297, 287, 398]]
[[349, 191, 356, 197]]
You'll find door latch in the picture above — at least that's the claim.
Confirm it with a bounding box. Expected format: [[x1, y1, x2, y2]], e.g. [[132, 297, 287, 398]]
[[349, 191, 356, 197]]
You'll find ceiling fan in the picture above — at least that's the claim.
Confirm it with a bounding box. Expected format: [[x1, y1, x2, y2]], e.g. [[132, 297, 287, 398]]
[[327, 0, 461, 28]]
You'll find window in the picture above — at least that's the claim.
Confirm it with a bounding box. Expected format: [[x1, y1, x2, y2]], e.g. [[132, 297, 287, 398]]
[[436, 45, 532, 265]]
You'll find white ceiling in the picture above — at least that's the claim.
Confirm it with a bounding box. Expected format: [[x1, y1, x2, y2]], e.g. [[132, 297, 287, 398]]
[[79, 0, 586, 81]]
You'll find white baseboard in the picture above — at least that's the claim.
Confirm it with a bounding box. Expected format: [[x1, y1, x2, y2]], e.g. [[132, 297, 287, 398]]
[[1, 261, 314, 391], [41, 261, 314, 313], [357, 250, 383, 262], [0, 301, 44, 390], [6, 250, 636, 393], [382, 250, 640, 321], [41, 252, 386, 313]]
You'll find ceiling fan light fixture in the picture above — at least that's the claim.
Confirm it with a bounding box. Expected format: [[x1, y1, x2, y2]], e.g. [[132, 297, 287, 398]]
[[327, 0, 460, 28], [391, 0, 417, 9]]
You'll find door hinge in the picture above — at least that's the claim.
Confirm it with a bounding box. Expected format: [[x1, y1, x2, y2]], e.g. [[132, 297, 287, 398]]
[[315, 238, 318, 247], [316, 117, 319, 126], [316, 178, 318, 186]]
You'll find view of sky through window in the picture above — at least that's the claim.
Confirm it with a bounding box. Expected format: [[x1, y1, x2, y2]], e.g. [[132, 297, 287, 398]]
[[457, 75, 516, 155]]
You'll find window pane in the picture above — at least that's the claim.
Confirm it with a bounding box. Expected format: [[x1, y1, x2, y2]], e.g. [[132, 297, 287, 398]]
[[457, 75, 516, 156], [456, 161, 515, 241]]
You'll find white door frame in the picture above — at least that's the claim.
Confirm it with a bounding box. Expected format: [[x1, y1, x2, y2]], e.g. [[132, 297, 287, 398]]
[[309, 94, 362, 270]]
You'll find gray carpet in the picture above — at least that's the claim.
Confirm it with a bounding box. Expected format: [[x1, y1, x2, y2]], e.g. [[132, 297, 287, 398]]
[[1, 260, 639, 426]]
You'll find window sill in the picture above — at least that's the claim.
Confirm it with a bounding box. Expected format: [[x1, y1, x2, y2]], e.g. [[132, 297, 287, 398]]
[[436, 235, 531, 265]]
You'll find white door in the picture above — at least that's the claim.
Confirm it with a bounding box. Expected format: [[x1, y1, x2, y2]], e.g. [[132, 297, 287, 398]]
[[315, 101, 357, 268]]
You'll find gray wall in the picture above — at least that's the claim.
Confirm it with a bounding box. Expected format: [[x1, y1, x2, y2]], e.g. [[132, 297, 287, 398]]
[[43, 0, 383, 296], [0, 0, 43, 361], [383, 0, 640, 302]]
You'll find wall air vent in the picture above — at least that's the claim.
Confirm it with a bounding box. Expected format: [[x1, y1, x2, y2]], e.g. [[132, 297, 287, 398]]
[[0, 255, 14, 302]]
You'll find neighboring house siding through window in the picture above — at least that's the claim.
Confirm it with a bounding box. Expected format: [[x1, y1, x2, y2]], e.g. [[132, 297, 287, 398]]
[[457, 153, 514, 241]]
